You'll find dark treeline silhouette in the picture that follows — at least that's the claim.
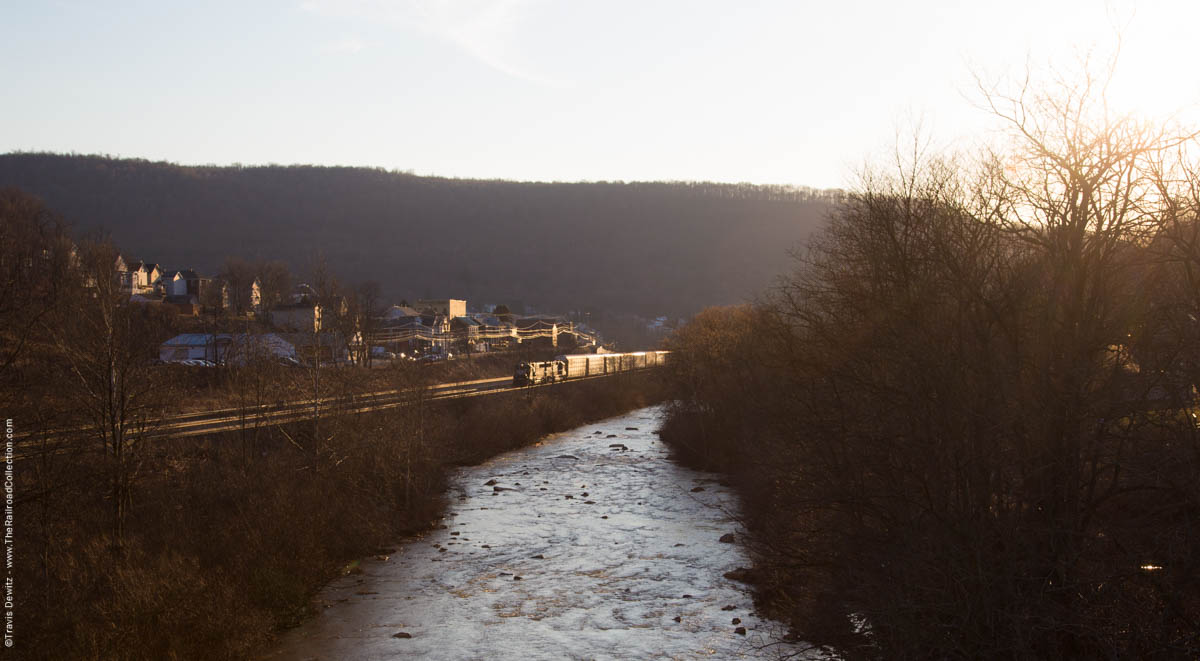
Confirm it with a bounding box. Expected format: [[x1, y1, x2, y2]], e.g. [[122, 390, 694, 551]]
[[660, 73, 1200, 658], [0, 153, 835, 318]]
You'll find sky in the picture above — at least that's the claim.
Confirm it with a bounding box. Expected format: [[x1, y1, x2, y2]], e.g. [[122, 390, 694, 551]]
[[2, 0, 1199, 189]]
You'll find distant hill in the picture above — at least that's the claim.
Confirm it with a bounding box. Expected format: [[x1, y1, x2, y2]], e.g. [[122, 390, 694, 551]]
[[0, 153, 835, 318]]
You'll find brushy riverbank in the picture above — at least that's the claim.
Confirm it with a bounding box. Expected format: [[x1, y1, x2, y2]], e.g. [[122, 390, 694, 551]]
[[13, 371, 667, 661]]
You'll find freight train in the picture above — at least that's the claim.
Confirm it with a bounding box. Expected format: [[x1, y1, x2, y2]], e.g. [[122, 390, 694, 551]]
[[512, 351, 669, 386]]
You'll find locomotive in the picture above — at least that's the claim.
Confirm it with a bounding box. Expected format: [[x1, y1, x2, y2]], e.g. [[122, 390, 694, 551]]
[[512, 350, 669, 386]]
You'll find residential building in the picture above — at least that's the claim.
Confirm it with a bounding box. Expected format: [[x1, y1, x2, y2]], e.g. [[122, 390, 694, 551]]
[[416, 298, 466, 318], [159, 333, 297, 364], [159, 333, 228, 363], [270, 299, 322, 332]]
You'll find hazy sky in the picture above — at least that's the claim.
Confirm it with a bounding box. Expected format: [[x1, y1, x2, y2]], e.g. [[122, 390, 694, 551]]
[[3, 0, 1198, 189]]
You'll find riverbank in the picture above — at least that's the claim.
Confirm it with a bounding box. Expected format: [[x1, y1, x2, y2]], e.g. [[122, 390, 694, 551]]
[[654, 403, 812, 642], [15, 371, 668, 661]]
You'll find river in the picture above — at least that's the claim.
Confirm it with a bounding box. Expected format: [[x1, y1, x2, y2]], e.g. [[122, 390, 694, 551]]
[[266, 405, 814, 660]]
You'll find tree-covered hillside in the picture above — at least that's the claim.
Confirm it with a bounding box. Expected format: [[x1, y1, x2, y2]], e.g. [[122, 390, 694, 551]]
[[0, 153, 834, 317]]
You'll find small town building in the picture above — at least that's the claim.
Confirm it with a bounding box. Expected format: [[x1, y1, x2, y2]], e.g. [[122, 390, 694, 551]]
[[177, 269, 212, 298], [416, 298, 466, 318], [270, 300, 322, 332], [159, 270, 188, 297], [159, 334, 229, 363], [223, 333, 298, 366], [218, 277, 262, 315], [451, 315, 482, 341], [159, 333, 297, 365], [125, 261, 162, 292]]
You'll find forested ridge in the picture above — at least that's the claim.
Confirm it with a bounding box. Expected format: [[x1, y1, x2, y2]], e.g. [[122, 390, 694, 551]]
[[0, 153, 835, 317]]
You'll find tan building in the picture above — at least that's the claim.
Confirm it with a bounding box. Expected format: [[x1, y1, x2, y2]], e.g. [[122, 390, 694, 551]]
[[416, 298, 466, 318]]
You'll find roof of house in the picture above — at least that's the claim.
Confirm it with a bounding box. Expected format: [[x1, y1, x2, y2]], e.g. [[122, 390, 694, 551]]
[[383, 305, 422, 319], [380, 319, 432, 332], [162, 333, 232, 347], [227, 333, 296, 354]]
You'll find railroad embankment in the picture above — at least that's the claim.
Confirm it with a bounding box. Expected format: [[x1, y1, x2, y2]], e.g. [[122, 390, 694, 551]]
[[14, 371, 667, 661]]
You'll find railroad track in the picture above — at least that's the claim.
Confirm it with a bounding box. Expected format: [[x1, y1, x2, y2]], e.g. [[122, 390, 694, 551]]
[[11, 369, 649, 457]]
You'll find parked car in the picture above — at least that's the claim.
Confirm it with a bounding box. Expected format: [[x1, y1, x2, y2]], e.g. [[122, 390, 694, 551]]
[[369, 346, 399, 360]]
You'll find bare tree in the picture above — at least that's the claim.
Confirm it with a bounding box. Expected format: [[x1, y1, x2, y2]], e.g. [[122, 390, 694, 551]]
[[223, 323, 284, 465], [219, 256, 257, 316], [664, 65, 1200, 657], [355, 281, 382, 366], [255, 259, 292, 312], [46, 239, 173, 545]]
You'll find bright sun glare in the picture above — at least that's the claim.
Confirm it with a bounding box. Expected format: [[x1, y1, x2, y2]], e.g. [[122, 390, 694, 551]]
[[1010, 1, 1200, 124]]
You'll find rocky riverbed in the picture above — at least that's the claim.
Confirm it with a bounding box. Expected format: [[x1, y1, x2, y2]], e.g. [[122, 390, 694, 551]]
[[266, 405, 816, 660]]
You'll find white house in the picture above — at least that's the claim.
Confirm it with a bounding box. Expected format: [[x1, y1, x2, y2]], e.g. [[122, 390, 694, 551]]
[[159, 333, 296, 365], [159, 333, 227, 363], [223, 333, 297, 366], [125, 261, 162, 292], [159, 270, 188, 296]]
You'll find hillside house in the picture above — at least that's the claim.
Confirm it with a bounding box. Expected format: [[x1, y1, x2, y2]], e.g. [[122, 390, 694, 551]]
[[451, 316, 482, 341], [159, 270, 187, 296], [382, 305, 422, 321], [115, 255, 135, 292], [156, 269, 213, 298], [178, 269, 211, 298], [125, 261, 162, 293], [475, 314, 518, 349], [219, 277, 262, 316], [270, 299, 322, 332]]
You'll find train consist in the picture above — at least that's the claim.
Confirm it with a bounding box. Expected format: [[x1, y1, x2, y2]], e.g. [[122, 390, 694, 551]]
[[512, 351, 669, 386]]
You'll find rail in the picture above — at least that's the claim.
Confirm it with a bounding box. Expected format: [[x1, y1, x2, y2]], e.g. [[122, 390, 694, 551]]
[[11, 364, 663, 458]]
